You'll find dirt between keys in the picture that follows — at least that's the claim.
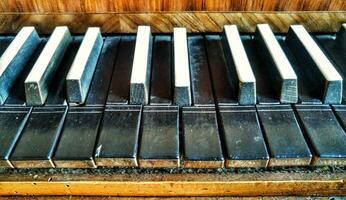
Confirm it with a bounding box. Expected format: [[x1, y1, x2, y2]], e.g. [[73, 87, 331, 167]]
[[0, 166, 345, 176]]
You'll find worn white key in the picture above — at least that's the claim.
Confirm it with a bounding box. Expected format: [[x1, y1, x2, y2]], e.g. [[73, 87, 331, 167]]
[[66, 27, 103, 105], [25, 26, 72, 106], [287, 25, 343, 104], [0, 27, 41, 104], [256, 24, 298, 103], [173, 27, 192, 106], [223, 25, 256, 105], [129, 26, 153, 105]]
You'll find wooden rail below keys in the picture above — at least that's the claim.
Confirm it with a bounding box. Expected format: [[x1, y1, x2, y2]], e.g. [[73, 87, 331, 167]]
[[0, 12, 345, 34], [0, 170, 345, 196]]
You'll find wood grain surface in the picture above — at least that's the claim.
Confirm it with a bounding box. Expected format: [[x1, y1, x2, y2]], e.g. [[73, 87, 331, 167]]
[[0, 171, 345, 196], [0, 0, 345, 13], [0, 12, 345, 34]]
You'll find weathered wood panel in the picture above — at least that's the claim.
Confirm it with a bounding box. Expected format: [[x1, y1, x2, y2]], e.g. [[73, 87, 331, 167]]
[[0, 0, 345, 13], [0, 12, 345, 34]]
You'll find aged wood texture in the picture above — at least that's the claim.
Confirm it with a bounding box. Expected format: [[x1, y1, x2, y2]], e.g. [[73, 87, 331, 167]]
[[0, 0, 345, 13], [0, 12, 345, 34], [0, 171, 345, 196]]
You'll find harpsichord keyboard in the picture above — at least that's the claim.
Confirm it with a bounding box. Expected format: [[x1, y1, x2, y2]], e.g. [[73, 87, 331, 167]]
[[0, 24, 345, 169]]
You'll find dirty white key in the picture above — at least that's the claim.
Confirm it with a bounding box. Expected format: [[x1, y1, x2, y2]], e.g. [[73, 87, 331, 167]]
[[173, 27, 192, 106], [129, 26, 153, 105], [223, 25, 256, 105], [0, 27, 41, 104], [287, 25, 343, 104], [256, 24, 298, 103], [66, 27, 103, 105], [25, 26, 72, 106]]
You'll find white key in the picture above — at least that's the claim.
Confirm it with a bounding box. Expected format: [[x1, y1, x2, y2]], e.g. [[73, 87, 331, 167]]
[[223, 25, 256, 105], [0, 27, 41, 104], [287, 25, 343, 104], [66, 27, 103, 105], [256, 24, 298, 103], [173, 27, 192, 106], [129, 26, 153, 105], [25, 26, 72, 106]]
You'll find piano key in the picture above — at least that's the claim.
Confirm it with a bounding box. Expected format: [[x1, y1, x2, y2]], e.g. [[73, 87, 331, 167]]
[[336, 23, 345, 45], [286, 25, 343, 104], [295, 105, 346, 166], [10, 107, 67, 168], [95, 105, 141, 167], [138, 106, 179, 168], [257, 105, 312, 167], [107, 36, 136, 104], [0, 27, 41, 105], [5, 39, 47, 105], [129, 26, 153, 105], [223, 25, 256, 105], [315, 34, 346, 102], [332, 105, 346, 130], [150, 35, 172, 105], [243, 35, 280, 104], [205, 35, 238, 105], [66, 27, 103, 105], [183, 107, 224, 168], [0, 36, 14, 55], [45, 37, 83, 105], [255, 24, 298, 103], [188, 35, 215, 106], [173, 28, 192, 106], [218, 106, 269, 168], [8, 38, 82, 168], [25, 26, 72, 106], [0, 107, 31, 168], [84, 37, 120, 106]]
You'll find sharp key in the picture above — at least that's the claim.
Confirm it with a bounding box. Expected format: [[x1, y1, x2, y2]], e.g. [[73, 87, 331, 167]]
[[0, 27, 41, 105], [255, 24, 298, 103], [296, 105, 346, 166], [25, 26, 72, 106], [173, 28, 192, 106], [129, 26, 153, 105], [257, 105, 312, 167], [66, 27, 103, 105], [286, 25, 343, 104], [223, 25, 256, 105]]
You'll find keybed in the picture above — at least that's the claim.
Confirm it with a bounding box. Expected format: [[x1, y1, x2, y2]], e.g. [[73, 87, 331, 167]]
[[0, 24, 345, 169]]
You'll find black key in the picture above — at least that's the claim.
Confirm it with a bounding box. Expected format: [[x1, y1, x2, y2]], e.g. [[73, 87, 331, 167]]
[[0, 36, 14, 55], [243, 35, 279, 104], [85, 37, 121, 106], [315, 35, 346, 102], [257, 105, 312, 166], [336, 23, 345, 45], [0, 107, 31, 168], [138, 106, 179, 168], [296, 105, 346, 166], [183, 107, 224, 168], [188, 35, 215, 106], [53, 107, 102, 168], [205, 35, 238, 105], [10, 106, 67, 168], [5, 39, 47, 105], [333, 105, 346, 130], [219, 106, 269, 168], [150, 35, 172, 105], [95, 105, 141, 167], [107, 36, 136, 104]]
